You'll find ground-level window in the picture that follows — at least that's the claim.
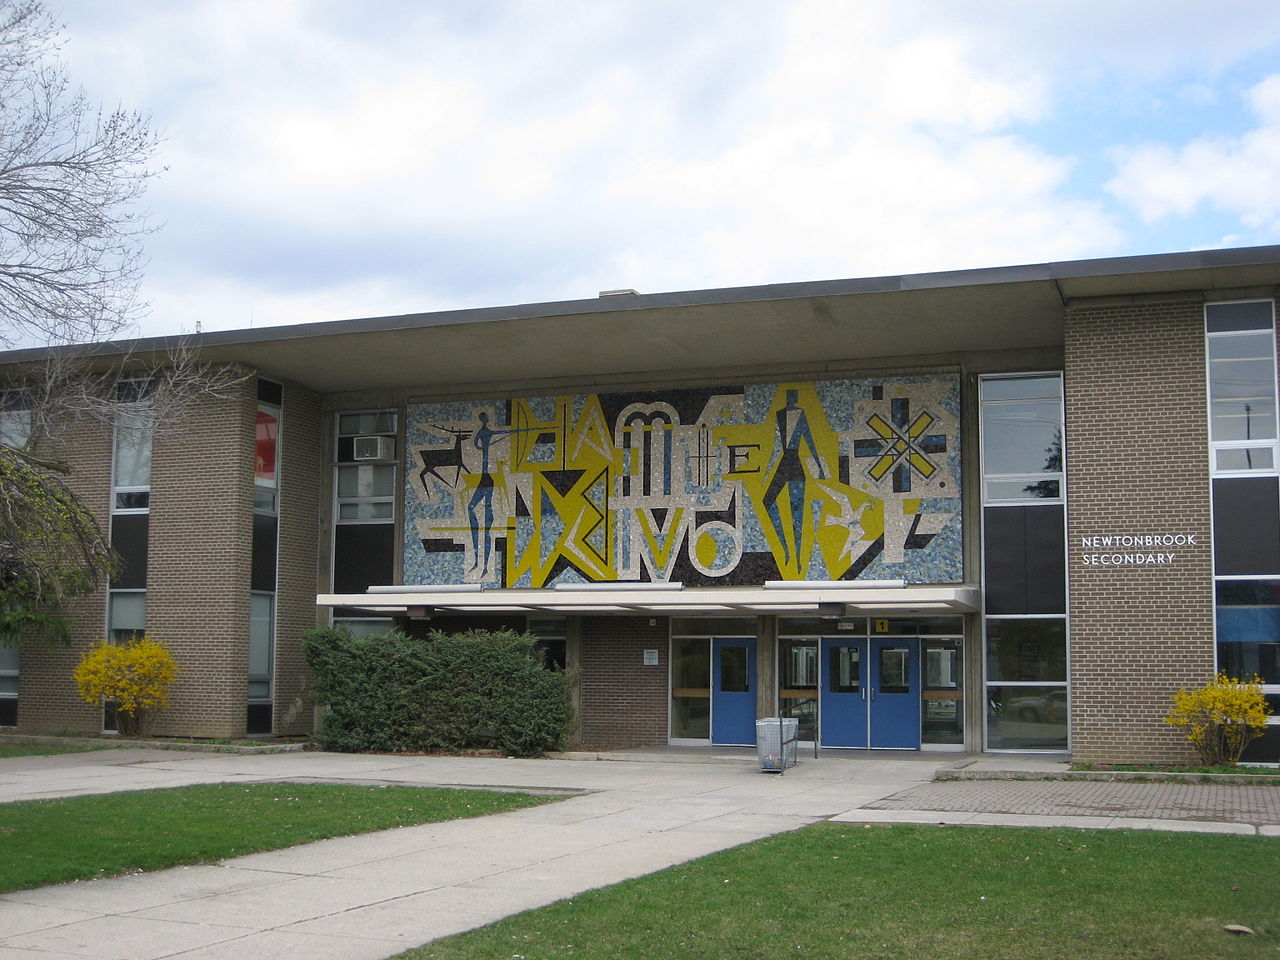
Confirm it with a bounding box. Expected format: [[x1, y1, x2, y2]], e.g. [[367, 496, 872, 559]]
[[1216, 579, 1280, 717], [984, 617, 1068, 749], [0, 643, 17, 725]]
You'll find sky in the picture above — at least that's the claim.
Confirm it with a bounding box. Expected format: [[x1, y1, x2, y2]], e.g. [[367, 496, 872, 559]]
[[50, 0, 1280, 339]]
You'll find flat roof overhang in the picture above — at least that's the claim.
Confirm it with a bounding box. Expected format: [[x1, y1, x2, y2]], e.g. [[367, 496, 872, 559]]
[[317, 582, 982, 617], [5, 245, 1280, 395]]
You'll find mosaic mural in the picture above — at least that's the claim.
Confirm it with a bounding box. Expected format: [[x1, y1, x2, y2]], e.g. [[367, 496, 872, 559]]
[[403, 376, 961, 587]]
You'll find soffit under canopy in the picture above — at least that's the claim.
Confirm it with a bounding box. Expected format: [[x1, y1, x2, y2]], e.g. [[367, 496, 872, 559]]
[[3, 245, 1279, 395]]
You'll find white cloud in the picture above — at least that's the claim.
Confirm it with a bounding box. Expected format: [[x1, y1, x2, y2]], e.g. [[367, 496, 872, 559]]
[[1107, 74, 1280, 233], [49, 0, 1280, 336]]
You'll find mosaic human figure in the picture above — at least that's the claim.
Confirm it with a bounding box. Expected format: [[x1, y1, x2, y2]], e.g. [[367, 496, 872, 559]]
[[763, 389, 825, 566], [467, 412, 540, 574]]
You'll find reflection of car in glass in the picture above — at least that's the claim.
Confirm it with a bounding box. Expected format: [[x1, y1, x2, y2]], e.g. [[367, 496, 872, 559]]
[[1006, 689, 1067, 723]]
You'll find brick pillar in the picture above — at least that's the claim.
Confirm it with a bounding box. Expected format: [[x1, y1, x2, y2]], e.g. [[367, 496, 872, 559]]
[[274, 381, 322, 735], [147, 375, 256, 737], [1064, 298, 1215, 764]]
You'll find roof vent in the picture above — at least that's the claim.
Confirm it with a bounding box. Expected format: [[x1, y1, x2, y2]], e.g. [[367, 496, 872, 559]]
[[599, 288, 639, 297]]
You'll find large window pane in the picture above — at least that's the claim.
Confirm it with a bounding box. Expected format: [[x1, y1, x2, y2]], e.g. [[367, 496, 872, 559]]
[[1209, 333, 1277, 442], [986, 618, 1067, 682], [1217, 579, 1280, 683], [981, 403, 1062, 476], [249, 593, 274, 677], [987, 685, 1068, 749], [113, 414, 153, 489], [337, 464, 395, 499], [108, 591, 145, 642]]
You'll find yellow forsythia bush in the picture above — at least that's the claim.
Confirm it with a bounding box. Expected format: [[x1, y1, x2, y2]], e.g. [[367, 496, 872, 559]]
[[1164, 673, 1271, 766], [73, 636, 179, 736]]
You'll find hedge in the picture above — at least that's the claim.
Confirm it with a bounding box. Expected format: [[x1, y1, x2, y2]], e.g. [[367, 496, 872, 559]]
[[302, 626, 573, 756]]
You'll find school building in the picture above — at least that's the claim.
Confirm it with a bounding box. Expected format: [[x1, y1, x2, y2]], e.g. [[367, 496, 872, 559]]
[[2, 244, 1279, 763]]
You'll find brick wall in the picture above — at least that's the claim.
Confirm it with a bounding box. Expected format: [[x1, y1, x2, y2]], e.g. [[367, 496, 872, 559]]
[[1064, 298, 1216, 764], [577, 616, 669, 746], [18, 417, 113, 733], [147, 374, 256, 737], [274, 381, 322, 734]]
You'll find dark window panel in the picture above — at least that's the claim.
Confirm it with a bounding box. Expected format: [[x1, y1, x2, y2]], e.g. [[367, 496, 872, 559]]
[[1206, 301, 1274, 333], [257, 379, 283, 405], [246, 702, 273, 735], [109, 513, 148, 589], [251, 514, 278, 592], [983, 505, 1065, 615], [1213, 477, 1280, 576], [1241, 725, 1280, 763], [333, 524, 394, 594]]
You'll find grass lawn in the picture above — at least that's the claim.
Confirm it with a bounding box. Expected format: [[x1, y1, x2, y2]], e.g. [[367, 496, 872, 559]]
[[407, 823, 1280, 960], [0, 742, 110, 758], [0, 782, 550, 893]]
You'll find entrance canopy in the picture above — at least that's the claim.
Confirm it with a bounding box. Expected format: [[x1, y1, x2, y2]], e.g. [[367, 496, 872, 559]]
[[317, 581, 982, 617]]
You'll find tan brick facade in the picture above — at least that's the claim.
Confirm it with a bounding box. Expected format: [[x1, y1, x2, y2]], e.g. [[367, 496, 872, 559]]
[[146, 375, 257, 737], [577, 616, 669, 746], [1064, 298, 1217, 764], [17, 416, 114, 734], [274, 382, 322, 734]]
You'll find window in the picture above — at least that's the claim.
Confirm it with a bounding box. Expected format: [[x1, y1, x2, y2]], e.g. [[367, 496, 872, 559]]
[[984, 617, 1068, 750], [332, 410, 398, 599], [248, 592, 274, 700], [0, 642, 17, 725], [255, 398, 281, 513], [1207, 301, 1279, 476], [107, 590, 145, 644], [112, 385, 153, 513], [1215, 579, 1280, 720], [980, 372, 1068, 752], [980, 375, 1064, 502], [0, 392, 31, 448]]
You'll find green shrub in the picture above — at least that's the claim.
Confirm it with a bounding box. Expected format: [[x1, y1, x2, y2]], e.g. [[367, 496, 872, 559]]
[[301, 626, 433, 752], [303, 626, 572, 756]]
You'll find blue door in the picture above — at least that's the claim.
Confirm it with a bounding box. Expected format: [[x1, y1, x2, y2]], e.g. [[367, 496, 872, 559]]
[[711, 637, 756, 745], [819, 638, 868, 748], [868, 639, 920, 749]]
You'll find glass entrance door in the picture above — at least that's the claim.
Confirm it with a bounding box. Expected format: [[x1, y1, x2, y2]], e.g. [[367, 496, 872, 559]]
[[868, 639, 920, 749], [819, 638, 867, 747], [815, 637, 921, 749], [711, 637, 757, 745]]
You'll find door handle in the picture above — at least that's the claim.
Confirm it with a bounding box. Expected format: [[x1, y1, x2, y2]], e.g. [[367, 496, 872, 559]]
[[869, 687, 876, 701]]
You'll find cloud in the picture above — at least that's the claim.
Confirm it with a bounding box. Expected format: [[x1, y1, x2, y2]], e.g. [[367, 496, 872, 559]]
[[1107, 75, 1280, 233], [58, 0, 1280, 336]]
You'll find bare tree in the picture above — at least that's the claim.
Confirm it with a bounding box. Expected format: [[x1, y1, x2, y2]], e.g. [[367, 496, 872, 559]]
[[0, 1, 244, 642], [0, 0, 157, 351]]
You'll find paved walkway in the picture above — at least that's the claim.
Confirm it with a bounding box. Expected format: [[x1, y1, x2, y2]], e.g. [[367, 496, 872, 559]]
[[0, 748, 1277, 959], [855, 778, 1280, 834]]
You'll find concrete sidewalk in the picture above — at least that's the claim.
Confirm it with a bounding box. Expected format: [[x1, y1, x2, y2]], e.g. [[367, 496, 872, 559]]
[[0, 748, 1276, 959]]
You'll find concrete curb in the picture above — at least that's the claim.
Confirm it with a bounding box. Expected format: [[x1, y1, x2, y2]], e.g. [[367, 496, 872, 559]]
[[0, 733, 305, 755], [937, 767, 1280, 786]]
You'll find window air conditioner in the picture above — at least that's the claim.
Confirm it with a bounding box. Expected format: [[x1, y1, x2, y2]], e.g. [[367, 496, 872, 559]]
[[352, 436, 394, 461]]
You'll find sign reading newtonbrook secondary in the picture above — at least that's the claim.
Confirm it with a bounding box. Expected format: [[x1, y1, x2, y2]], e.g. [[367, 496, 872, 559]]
[[1078, 534, 1198, 566]]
